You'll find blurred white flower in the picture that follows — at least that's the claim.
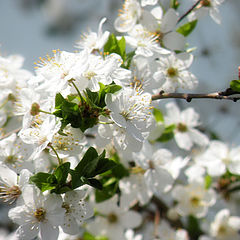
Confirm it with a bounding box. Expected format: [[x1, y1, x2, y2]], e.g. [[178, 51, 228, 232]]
[[172, 180, 216, 218], [164, 102, 209, 150]]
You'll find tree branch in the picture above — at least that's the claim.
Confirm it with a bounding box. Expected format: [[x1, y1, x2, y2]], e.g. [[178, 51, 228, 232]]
[[152, 89, 240, 102], [177, 0, 201, 23]]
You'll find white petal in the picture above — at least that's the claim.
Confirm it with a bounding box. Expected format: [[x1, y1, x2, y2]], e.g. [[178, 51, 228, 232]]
[[161, 8, 178, 33], [120, 211, 142, 228], [0, 164, 17, 186], [163, 32, 185, 51], [16, 223, 39, 240], [175, 132, 193, 150], [189, 129, 209, 147], [40, 222, 59, 240]]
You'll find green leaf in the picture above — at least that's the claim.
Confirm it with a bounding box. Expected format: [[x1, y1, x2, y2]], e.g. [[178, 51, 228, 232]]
[[83, 232, 109, 240], [30, 173, 57, 192], [94, 158, 117, 176], [205, 175, 212, 189], [95, 179, 118, 203], [156, 124, 176, 142], [153, 108, 164, 122], [75, 147, 99, 176], [111, 163, 129, 178], [123, 50, 135, 69], [104, 34, 126, 61], [55, 93, 65, 109], [230, 80, 240, 92], [69, 170, 85, 189], [86, 178, 103, 190], [177, 20, 198, 37], [98, 83, 122, 108], [118, 37, 126, 60], [187, 215, 203, 240], [53, 162, 70, 184]]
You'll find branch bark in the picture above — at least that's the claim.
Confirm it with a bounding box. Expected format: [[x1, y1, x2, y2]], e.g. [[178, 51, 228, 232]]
[[152, 88, 240, 102], [177, 0, 201, 23]]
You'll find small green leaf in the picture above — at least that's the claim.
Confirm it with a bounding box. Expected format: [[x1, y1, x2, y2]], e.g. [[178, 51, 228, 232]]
[[205, 175, 212, 189], [187, 215, 203, 240], [95, 180, 118, 203], [230, 80, 240, 92], [177, 20, 198, 37], [94, 158, 117, 176], [153, 108, 164, 122], [104, 34, 126, 61], [30, 173, 57, 192], [86, 178, 103, 190], [83, 232, 109, 240], [53, 162, 70, 184], [157, 124, 176, 142], [118, 37, 126, 60], [123, 50, 135, 69], [75, 147, 99, 176], [69, 170, 85, 189], [55, 93, 65, 109]]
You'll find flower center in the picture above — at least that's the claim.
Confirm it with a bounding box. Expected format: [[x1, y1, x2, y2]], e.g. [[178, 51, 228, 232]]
[[120, 110, 131, 121], [154, 30, 164, 44], [222, 157, 230, 165], [218, 225, 227, 236], [62, 202, 71, 214], [0, 185, 21, 203], [177, 123, 188, 132], [84, 71, 96, 80], [107, 212, 118, 224], [30, 103, 40, 116], [167, 67, 178, 78], [34, 207, 46, 222], [5, 155, 17, 164], [190, 196, 200, 207]]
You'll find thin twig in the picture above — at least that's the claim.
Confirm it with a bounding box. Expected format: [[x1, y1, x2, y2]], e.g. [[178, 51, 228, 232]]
[[177, 0, 201, 23], [0, 127, 21, 141], [152, 89, 240, 102]]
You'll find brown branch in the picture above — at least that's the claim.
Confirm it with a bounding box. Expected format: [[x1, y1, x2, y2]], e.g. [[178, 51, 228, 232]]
[[177, 0, 201, 23], [152, 89, 240, 102]]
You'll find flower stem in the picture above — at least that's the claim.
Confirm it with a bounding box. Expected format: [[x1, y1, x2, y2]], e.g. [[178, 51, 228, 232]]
[[70, 80, 82, 99], [39, 109, 52, 115], [49, 144, 62, 165], [0, 98, 9, 109]]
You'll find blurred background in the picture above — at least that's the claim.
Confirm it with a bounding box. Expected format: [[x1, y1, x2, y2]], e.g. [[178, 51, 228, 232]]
[[0, 0, 240, 236]]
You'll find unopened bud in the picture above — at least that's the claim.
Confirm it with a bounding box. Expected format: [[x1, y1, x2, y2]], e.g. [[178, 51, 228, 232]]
[[167, 207, 179, 221], [30, 102, 40, 116], [8, 93, 16, 102]]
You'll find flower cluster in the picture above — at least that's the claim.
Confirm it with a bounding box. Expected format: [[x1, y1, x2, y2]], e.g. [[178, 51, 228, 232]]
[[2, 0, 240, 240]]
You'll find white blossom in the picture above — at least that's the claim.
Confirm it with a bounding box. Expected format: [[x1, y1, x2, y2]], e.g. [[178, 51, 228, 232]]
[[164, 102, 209, 150], [8, 185, 65, 240]]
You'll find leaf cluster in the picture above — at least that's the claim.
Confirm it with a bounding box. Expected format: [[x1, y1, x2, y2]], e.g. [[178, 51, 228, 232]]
[[95, 151, 129, 203], [53, 83, 121, 133], [30, 147, 118, 194], [104, 33, 135, 69]]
